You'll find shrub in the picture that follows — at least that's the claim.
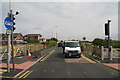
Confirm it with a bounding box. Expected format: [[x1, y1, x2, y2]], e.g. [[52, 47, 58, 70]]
[[47, 40, 57, 47]]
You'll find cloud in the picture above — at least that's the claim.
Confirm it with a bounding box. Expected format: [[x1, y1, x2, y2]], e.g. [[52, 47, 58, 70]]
[[1, 2, 118, 41]]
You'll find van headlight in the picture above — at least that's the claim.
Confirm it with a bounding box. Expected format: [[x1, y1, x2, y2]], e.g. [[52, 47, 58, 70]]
[[78, 50, 81, 53], [65, 50, 68, 53]]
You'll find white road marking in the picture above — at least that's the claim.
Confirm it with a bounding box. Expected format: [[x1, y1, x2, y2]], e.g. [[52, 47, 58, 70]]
[[51, 70, 55, 72], [83, 72, 87, 74], [111, 72, 114, 74], [43, 70, 47, 72], [67, 71, 71, 74]]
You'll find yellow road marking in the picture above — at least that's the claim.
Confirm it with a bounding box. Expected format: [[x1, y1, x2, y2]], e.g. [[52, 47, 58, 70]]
[[0, 69, 7, 72], [18, 70, 30, 78], [0, 76, 12, 78], [23, 70, 33, 78], [0, 72, 3, 74], [40, 50, 55, 62], [82, 55, 96, 63], [0, 69, 7, 74]]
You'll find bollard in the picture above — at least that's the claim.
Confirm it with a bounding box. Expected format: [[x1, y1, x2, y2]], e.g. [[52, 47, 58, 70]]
[[109, 46, 113, 60], [101, 46, 104, 60]]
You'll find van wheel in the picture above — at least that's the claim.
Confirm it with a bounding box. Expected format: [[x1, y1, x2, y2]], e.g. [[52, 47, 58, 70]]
[[77, 55, 81, 58], [65, 55, 68, 58]]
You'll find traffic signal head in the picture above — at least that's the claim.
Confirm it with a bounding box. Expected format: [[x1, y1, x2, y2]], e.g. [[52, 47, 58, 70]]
[[12, 27, 16, 31], [12, 16, 15, 20], [15, 12, 19, 15], [105, 23, 109, 35], [13, 22, 16, 25]]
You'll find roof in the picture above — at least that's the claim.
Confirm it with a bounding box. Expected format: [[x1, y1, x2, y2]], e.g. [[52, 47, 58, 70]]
[[24, 34, 42, 37], [0, 33, 23, 40], [13, 33, 23, 38]]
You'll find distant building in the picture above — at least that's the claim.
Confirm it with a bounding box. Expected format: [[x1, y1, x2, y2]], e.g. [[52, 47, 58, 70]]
[[40, 38, 48, 43], [24, 34, 42, 40], [0, 33, 24, 45]]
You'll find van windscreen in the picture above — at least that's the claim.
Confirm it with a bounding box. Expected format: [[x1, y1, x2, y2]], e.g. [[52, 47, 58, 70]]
[[65, 42, 80, 47]]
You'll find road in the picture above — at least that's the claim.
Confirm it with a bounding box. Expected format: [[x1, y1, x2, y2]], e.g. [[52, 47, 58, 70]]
[[17, 47, 119, 78]]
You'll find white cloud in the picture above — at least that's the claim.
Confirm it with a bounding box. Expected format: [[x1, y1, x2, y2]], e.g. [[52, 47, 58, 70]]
[[1, 2, 118, 41], [1, 0, 120, 2]]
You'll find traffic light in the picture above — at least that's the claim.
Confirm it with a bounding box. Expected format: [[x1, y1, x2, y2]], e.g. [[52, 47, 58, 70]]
[[105, 23, 109, 35], [12, 15, 16, 26], [8, 12, 16, 32], [12, 27, 16, 31]]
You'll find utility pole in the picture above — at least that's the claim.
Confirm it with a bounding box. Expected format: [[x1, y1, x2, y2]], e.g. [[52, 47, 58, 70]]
[[56, 33, 57, 39]]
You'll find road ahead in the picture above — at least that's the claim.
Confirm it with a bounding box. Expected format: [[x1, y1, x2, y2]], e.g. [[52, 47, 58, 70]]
[[17, 47, 119, 78]]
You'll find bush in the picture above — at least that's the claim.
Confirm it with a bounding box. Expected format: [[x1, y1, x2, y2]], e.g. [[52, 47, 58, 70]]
[[47, 40, 57, 47], [92, 38, 120, 48]]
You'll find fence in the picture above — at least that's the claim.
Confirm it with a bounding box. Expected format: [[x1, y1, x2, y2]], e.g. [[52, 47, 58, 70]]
[[0, 44, 43, 60], [82, 45, 120, 60]]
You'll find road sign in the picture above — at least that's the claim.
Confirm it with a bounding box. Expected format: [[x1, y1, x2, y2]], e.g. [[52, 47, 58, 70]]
[[83, 37, 86, 41], [4, 17, 13, 30]]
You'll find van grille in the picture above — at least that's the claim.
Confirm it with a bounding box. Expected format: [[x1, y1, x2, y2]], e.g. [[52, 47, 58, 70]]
[[68, 50, 78, 53]]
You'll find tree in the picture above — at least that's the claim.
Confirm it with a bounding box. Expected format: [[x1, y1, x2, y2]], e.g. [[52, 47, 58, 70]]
[[50, 37, 58, 42], [92, 38, 105, 46], [92, 38, 120, 48]]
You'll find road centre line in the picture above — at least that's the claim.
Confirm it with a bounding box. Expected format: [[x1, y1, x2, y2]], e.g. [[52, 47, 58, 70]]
[[40, 50, 55, 62], [81, 55, 96, 63]]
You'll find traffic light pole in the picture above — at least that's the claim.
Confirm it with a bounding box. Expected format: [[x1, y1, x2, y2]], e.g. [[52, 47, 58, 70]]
[[107, 20, 111, 62], [11, 28, 15, 70], [7, 31, 11, 73], [10, 10, 15, 70]]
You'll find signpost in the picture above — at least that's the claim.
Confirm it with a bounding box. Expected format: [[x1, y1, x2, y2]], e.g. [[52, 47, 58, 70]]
[[4, 17, 13, 73]]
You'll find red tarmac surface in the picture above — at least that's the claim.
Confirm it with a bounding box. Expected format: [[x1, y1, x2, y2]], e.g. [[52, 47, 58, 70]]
[[103, 63, 120, 70], [0, 61, 35, 69]]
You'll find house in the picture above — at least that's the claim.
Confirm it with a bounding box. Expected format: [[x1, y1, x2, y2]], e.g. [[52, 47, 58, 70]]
[[39, 38, 48, 43], [24, 34, 42, 41], [13, 33, 24, 44], [0, 33, 24, 45]]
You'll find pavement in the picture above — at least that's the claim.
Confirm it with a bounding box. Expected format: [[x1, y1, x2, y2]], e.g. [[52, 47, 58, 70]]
[[0, 46, 119, 79], [83, 53, 120, 71]]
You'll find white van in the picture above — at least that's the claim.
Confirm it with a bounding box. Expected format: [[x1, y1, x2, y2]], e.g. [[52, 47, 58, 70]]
[[63, 41, 81, 58]]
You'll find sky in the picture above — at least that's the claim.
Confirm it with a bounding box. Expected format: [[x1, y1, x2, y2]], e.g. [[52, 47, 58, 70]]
[[1, 0, 119, 41]]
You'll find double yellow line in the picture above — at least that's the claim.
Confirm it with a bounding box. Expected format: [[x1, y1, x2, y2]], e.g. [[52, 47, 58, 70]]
[[18, 70, 33, 78], [0, 69, 7, 74], [40, 50, 55, 62], [82, 55, 96, 63], [15, 49, 55, 79]]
